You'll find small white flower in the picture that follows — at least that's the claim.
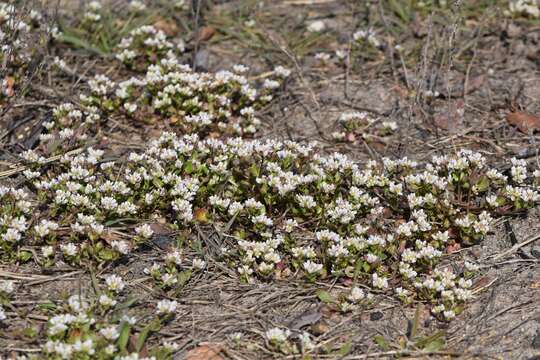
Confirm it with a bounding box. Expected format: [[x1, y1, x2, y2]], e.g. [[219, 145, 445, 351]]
[[100, 326, 119, 340], [303, 260, 323, 274], [265, 327, 290, 343], [105, 274, 125, 293], [307, 20, 326, 32], [156, 299, 178, 315]]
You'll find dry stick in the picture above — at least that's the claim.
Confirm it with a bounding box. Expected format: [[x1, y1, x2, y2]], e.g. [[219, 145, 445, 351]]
[[26, 270, 84, 286], [491, 233, 540, 261], [0, 147, 84, 179]]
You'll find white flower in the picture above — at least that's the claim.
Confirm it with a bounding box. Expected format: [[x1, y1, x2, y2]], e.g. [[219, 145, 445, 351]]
[[0, 306, 6, 321], [192, 258, 206, 270], [156, 299, 178, 315], [100, 326, 119, 340], [135, 224, 154, 238], [266, 327, 290, 343], [303, 260, 323, 274], [42, 245, 54, 258], [307, 20, 326, 32], [372, 273, 388, 289], [348, 287, 365, 302], [99, 294, 117, 307], [105, 274, 125, 293]]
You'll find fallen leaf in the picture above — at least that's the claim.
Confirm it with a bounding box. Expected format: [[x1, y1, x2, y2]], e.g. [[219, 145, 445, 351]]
[[148, 222, 171, 235], [445, 243, 461, 254], [3, 77, 15, 97], [434, 100, 465, 133], [194, 208, 209, 223], [153, 19, 178, 36], [465, 75, 485, 95], [471, 276, 493, 290], [310, 321, 330, 335], [506, 111, 540, 133], [195, 26, 216, 42], [186, 344, 224, 360]]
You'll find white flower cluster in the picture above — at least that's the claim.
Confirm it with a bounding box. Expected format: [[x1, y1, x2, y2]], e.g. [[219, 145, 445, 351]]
[[83, 1, 102, 22], [509, 0, 539, 17], [332, 111, 397, 141], [144, 246, 206, 289], [4, 126, 540, 319], [353, 28, 381, 48], [71, 60, 289, 136], [41, 279, 178, 359], [0, 4, 45, 99], [116, 25, 185, 68]]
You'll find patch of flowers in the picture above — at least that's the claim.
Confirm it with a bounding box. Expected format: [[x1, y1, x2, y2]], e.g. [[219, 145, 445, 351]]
[[508, 0, 539, 17], [3, 129, 540, 321], [144, 246, 206, 291], [0, 279, 15, 323], [331, 111, 397, 143], [35, 61, 289, 157], [115, 25, 186, 70], [40, 276, 179, 359], [0, 3, 45, 103]]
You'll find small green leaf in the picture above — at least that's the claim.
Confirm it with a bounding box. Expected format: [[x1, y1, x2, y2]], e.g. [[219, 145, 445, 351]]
[[117, 322, 131, 352], [37, 301, 57, 311], [18, 250, 32, 263], [374, 335, 389, 351], [114, 296, 138, 311], [422, 338, 445, 352], [136, 319, 161, 352], [337, 341, 352, 356], [177, 270, 192, 287], [316, 289, 335, 304]]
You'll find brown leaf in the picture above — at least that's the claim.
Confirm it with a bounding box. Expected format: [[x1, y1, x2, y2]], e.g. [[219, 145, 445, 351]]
[[194, 208, 209, 223], [153, 19, 178, 36], [433, 100, 465, 133], [3, 76, 15, 97], [195, 26, 216, 42], [148, 221, 171, 235], [100, 231, 122, 245], [310, 321, 330, 335], [465, 75, 485, 95], [445, 243, 461, 254], [186, 344, 224, 360], [506, 111, 540, 133]]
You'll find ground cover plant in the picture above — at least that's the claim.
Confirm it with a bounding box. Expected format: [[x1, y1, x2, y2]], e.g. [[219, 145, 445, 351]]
[[2, 0, 540, 359]]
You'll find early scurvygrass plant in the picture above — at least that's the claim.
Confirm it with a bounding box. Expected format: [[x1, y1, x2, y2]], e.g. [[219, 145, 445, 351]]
[[6, 129, 539, 320], [0, 3, 46, 104], [115, 25, 186, 71], [332, 111, 397, 143], [78, 60, 289, 136], [40, 276, 179, 359]]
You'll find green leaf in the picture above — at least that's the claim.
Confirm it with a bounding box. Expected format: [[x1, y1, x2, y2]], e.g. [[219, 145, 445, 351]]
[[37, 301, 57, 311], [374, 335, 389, 351], [177, 270, 192, 287], [114, 296, 138, 311], [18, 250, 32, 263], [415, 330, 445, 351], [422, 338, 445, 352], [136, 319, 161, 352], [337, 341, 352, 356], [315, 289, 335, 304], [116, 322, 131, 352]]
